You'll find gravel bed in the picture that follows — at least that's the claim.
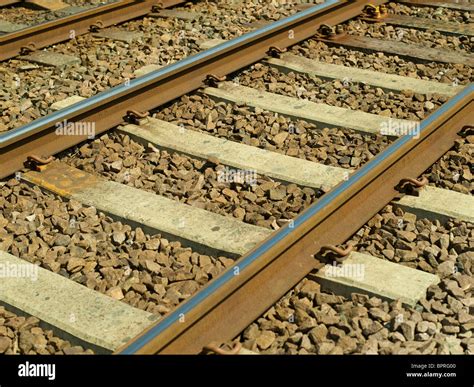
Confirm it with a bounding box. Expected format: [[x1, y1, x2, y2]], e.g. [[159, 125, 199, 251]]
[[63, 0, 117, 6], [423, 135, 473, 195], [0, 306, 93, 354], [153, 94, 392, 169], [387, 2, 471, 23], [0, 1, 117, 27], [344, 19, 473, 54], [291, 40, 473, 85], [182, 0, 314, 26], [236, 63, 445, 120], [0, 179, 232, 316], [0, 16, 201, 132], [60, 132, 321, 229], [235, 206, 473, 354], [347, 206, 473, 274]]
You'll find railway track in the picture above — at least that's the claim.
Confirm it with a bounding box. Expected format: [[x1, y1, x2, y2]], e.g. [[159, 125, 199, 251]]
[[0, 0, 472, 357], [0, 0, 309, 133]]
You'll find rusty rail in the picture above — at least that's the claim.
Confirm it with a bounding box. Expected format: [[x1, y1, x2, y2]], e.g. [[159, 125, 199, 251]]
[[0, 0, 186, 61], [0, 0, 386, 180], [118, 84, 473, 354]]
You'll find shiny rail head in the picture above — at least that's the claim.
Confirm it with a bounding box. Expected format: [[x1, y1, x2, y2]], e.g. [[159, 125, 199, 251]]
[[118, 83, 473, 354], [0, 0, 341, 149]]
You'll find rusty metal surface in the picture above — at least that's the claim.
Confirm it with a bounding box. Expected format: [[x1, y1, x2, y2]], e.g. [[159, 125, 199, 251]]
[[0, 0, 387, 180], [22, 161, 102, 197], [117, 84, 473, 354], [0, 0, 186, 61]]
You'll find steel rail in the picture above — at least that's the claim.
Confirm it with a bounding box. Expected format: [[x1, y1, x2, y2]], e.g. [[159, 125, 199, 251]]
[[117, 84, 473, 354], [0, 0, 386, 179], [0, 0, 186, 61]]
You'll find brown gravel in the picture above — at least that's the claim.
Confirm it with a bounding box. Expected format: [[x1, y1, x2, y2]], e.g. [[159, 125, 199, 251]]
[[153, 94, 392, 169], [60, 131, 322, 230], [236, 63, 445, 120], [235, 206, 473, 354], [347, 205, 473, 274], [0, 179, 232, 316], [423, 135, 473, 195], [63, 0, 117, 5], [0, 1, 117, 27], [291, 40, 472, 86], [0, 306, 93, 354], [387, 2, 471, 23], [344, 19, 473, 54], [184, 0, 316, 27]]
